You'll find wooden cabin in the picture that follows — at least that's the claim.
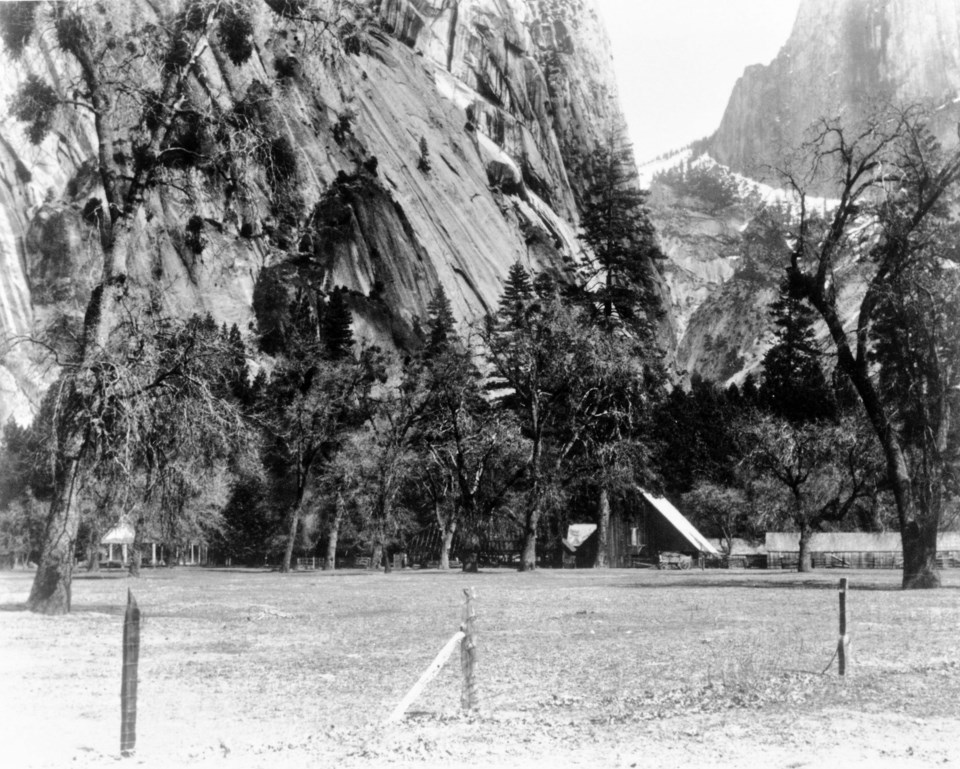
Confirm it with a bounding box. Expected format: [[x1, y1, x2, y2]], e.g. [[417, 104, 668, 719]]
[[566, 489, 720, 567], [765, 532, 960, 570]]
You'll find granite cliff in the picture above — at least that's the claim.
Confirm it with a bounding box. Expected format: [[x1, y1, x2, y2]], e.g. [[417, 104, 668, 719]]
[[660, 0, 960, 384], [0, 0, 668, 426], [711, 0, 960, 180]]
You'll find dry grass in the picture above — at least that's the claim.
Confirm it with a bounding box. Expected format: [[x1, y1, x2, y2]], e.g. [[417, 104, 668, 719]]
[[1, 567, 959, 768]]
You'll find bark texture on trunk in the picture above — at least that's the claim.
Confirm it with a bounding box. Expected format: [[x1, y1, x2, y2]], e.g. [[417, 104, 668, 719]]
[[128, 517, 144, 578], [281, 503, 300, 573], [902, 521, 941, 589], [323, 526, 339, 571], [440, 524, 456, 570], [460, 529, 479, 573], [594, 486, 610, 568], [27, 456, 82, 614], [797, 527, 813, 573], [519, 515, 538, 572], [323, 495, 344, 571], [86, 539, 100, 573]]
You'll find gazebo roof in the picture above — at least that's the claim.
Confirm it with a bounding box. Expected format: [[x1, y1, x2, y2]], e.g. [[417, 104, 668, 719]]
[[101, 521, 136, 545]]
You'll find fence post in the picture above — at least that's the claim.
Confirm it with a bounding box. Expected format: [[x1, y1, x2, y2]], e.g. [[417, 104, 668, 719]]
[[837, 577, 849, 677], [460, 588, 479, 711], [121, 589, 141, 756]]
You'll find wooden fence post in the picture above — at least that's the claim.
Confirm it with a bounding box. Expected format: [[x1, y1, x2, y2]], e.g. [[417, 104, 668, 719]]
[[460, 588, 479, 710], [121, 589, 141, 756], [837, 577, 849, 677]]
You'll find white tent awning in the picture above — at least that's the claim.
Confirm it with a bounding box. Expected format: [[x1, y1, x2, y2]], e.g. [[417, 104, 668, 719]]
[[640, 490, 720, 555]]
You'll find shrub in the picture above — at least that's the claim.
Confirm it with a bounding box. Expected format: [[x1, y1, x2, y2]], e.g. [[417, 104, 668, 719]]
[[185, 215, 207, 255], [218, 5, 255, 66], [417, 136, 431, 173], [10, 75, 59, 145], [0, 2, 37, 58]]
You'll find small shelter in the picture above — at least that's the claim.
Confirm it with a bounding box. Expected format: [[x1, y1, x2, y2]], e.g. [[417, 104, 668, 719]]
[[100, 520, 207, 567], [101, 520, 138, 566]]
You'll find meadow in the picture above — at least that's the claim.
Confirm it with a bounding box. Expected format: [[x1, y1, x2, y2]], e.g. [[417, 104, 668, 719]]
[[1, 566, 958, 768]]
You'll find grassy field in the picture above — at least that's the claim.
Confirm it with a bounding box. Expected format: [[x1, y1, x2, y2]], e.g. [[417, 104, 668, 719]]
[[1, 566, 959, 768]]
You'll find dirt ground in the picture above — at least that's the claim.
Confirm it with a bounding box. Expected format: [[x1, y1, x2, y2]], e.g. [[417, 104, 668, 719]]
[[1, 566, 958, 769]]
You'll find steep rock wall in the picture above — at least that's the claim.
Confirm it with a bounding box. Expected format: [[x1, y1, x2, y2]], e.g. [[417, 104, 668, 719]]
[[0, 0, 665, 425], [711, 0, 960, 178]]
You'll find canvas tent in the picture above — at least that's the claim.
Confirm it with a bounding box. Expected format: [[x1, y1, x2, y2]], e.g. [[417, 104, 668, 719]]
[[639, 491, 719, 556], [562, 524, 597, 551]]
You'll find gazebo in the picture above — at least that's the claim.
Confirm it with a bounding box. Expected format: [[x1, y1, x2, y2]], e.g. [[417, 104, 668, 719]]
[[100, 520, 167, 566]]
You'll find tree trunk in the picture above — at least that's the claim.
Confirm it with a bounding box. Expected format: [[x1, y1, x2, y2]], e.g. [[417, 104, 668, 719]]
[[128, 517, 143, 578], [594, 485, 611, 568], [461, 529, 479, 574], [519, 434, 542, 572], [27, 221, 138, 612], [519, 494, 540, 572], [86, 527, 100, 573], [519, 524, 537, 571], [281, 502, 301, 573], [323, 493, 344, 571], [371, 542, 383, 571], [27, 455, 82, 614], [811, 282, 944, 589], [323, 522, 340, 571], [902, 520, 940, 589], [439, 520, 456, 570], [797, 526, 813, 573]]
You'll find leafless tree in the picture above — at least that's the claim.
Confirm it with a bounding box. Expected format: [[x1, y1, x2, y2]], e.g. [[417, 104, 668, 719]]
[[779, 105, 960, 587]]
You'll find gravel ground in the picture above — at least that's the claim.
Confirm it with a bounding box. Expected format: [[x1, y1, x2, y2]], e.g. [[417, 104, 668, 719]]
[[1, 566, 958, 768]]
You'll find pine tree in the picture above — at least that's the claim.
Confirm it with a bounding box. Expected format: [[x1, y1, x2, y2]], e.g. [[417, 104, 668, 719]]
[[322, 288, 355, 361], [578, 141, 663, 333], [424, 286, 456, 358], [760, 277, 835, 422], [498, 261, 535, 330]]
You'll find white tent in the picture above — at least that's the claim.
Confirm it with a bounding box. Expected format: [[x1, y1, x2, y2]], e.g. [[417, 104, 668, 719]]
[[639, 490, 720, 555]]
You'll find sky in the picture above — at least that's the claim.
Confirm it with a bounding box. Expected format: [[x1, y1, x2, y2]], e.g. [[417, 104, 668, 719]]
[[594, 0, 803, 162]]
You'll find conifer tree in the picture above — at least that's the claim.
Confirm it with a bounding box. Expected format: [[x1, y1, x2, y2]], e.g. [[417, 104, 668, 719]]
[[760, 276, 835, 423], [578, 141, 663, 333], [498, 261, 535, 329], [424, 286, 456, 358], [322, 288, 355, 361]]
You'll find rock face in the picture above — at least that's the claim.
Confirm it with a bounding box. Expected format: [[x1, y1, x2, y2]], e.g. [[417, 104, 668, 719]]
[[648, 175, 778, 385], [0, 0, 666, 426], [661, 0, 960, 385], [711, 0, 960, 179]]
